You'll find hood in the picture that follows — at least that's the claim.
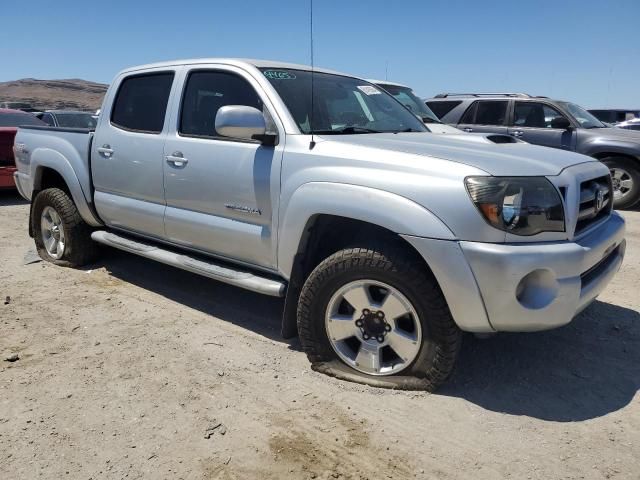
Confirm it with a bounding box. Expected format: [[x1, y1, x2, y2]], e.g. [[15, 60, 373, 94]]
[[583, 127, 640, 142], [425, 123, 463, 135], [319, 132, 596, 176]]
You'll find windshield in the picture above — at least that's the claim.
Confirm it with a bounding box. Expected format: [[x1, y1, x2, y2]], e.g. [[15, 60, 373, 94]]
[[260, 68, 426, 134], [563, 103, 605, 129], [0, 112, 46, 127], [376, 84, 440, 123], [55, 112, 98, 129]]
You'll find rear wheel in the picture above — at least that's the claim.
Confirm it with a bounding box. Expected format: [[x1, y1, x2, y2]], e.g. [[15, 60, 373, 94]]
[[297, 242, 461, 391], [602, 157, 640, 209], [32, 188, 98, 267]]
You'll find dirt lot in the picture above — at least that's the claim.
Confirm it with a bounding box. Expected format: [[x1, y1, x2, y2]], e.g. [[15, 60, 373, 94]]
[[1, 190, 638, 480]]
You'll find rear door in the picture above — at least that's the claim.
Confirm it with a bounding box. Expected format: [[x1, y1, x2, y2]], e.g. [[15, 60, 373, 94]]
[[91, 70, 178, 238], [456, 100, 509, 134], [508, 101, 576, 150]]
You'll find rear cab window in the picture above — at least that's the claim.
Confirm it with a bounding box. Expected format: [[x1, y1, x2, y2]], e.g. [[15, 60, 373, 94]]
[[111, 72, 175, 133]]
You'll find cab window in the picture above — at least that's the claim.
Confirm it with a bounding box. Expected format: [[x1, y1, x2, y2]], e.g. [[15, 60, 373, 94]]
[[111, 72, 174, 133], [179, 70, 264, 138], [514, 102, 567, 128]]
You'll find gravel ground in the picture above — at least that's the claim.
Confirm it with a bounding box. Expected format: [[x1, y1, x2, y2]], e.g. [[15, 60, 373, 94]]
[[1, 190, 638, 480]]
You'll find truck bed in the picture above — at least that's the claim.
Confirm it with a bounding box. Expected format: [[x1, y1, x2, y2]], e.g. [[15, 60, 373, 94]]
[[14, 125, 94, 201]]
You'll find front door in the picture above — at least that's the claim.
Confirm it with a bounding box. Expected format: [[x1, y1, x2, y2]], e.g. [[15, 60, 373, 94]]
[[508, 101, 576, 150], [92, 70, 177, 238], [162, 67, 283, 269]]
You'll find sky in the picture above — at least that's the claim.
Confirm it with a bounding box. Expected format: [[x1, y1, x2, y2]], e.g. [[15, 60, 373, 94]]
[[1, 0, 638, 108]]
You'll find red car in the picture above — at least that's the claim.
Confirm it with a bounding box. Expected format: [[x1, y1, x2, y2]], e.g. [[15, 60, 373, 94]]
[[0, 108, 46, 189]]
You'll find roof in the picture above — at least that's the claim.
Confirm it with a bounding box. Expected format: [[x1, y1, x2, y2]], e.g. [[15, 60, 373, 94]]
[[367, 79, 410, 89], [0, 108, 34, 114], [45, 110, 95, 114], [118, 58, 349, 77]]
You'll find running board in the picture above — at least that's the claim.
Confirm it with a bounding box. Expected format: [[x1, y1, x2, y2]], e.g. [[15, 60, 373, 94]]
[[90, 231, 286, 297]]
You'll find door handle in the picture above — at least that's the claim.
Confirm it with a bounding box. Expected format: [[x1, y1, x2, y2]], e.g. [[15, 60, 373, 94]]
[[165, 151, 188, 167], [97, 145, 114, 157], [463, 127, 473, 132], [511, 130, 524, 137]]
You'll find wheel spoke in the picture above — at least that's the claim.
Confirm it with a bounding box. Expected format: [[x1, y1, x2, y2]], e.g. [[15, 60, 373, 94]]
[[45, 235, 57, 254], [613, 169, 624, 179], [355, 343, 381, 372], [380, 291, 411, 320], [342, 285, 373, 312], [387, 329, 418, 362], [327, 314, 357, 341], [50, 209, 61, 225], [620, 179, 633, 190]]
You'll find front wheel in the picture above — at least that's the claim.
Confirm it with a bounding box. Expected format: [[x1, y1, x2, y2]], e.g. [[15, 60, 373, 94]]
[[32, 188, 98, 267], [297, 243, 462, 391], [602, 157, 640, 209]]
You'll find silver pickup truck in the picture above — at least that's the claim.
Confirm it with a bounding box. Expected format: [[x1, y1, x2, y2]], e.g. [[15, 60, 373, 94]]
[[13, 59, 626, 391]]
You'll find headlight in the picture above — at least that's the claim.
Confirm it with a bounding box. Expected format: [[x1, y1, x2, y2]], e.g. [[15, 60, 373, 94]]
[[465, 176, 565, 236]]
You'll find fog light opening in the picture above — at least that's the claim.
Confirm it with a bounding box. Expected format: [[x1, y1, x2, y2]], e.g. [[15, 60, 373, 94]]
[[516, 269, 559, 310]]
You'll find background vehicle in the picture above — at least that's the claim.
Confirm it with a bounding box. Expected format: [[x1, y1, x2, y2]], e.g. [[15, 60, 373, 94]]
[[370, 80, 461, 134], [0, 101, 39, 113], [588, 108, 639, 124], [13, 59, 625, 391], [426, 93, 640, 208], [36, 110, 98, 129], [0, 108, 45, 188], [616, 118, 640, 131]]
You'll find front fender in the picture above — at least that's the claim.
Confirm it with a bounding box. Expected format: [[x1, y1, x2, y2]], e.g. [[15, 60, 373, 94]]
[[31, 149, 102, 227], [581, 138, 640, 160], [277, 182, 455, 278]]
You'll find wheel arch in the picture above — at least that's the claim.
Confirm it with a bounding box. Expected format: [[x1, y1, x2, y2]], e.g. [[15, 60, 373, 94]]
[[278, 182, 456, 338], [30, 151, 102, 229]]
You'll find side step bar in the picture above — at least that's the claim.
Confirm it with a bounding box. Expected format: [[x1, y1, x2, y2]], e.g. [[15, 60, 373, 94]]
[[91, 231, 286, 297]]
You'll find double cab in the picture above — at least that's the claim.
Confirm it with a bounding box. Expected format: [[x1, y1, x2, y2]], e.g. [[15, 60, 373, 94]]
[[14, 59, 626, 390]]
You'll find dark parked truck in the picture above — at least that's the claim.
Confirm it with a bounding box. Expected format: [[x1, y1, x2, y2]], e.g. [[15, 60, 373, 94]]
[[13, 59, 626, 391], [426, 93, 640, 208]]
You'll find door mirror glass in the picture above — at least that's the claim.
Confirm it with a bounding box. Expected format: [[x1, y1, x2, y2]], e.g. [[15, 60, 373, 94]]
[[550, 116, 571, 130], [215, 105, 266, 140]]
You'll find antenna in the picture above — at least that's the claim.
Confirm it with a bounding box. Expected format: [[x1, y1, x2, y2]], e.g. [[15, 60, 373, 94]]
[[309, 0, 316, 149]]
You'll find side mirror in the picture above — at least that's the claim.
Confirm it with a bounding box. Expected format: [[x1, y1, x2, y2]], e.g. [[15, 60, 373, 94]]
[[215, 105, 276, 144], [551, 117, 571, 130]]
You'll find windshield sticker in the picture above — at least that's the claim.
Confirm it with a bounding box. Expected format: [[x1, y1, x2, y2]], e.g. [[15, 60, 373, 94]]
[[263, 70, 296, 80], [357, 85, 381, 95]]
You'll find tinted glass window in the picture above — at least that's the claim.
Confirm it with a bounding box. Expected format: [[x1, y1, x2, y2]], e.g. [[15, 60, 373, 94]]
[[459, 102, 477, 124], [514, 102, 567, 128], [56, 113, 98, 129], [41, 113, 55, 126], [180, 71, 263, 138], [379, 85, 440, 123], [474, 101, 508, 125], [111, 73, 174, 133], [427, 101, 462, 120]]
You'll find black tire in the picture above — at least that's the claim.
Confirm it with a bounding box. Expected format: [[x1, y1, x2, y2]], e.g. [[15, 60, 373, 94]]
[[297, 242, 461, 391], [32, 188, 98, 267], [601, 157, 640, 209]]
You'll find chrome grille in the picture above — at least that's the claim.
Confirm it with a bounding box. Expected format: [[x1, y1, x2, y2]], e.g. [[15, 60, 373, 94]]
[[575, 175, 612, 235]]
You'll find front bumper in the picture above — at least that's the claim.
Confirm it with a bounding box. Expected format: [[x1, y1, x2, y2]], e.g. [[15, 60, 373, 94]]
[[403, 212, 625, 333], [460, 212, 625, 331]]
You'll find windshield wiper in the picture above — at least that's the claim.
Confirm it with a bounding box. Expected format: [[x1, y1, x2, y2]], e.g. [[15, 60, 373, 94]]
[[422, 117, 442, 124], [313, 126, 383, 135]]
